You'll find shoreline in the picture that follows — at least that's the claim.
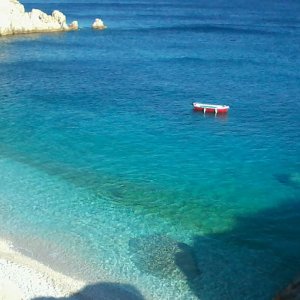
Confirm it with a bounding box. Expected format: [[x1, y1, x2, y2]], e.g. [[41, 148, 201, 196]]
[[0, 238, 146, 300], [0, 238, 85, 299]]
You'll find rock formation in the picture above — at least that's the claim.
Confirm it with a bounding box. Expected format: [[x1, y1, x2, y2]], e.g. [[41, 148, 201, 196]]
[[0, 0, 78, 36], [275, 278, 300, 300], [275, 172, 300, 189], [92, 18, 107, 30], [128, 234, 200, 280], [69, 21, 79, 31]]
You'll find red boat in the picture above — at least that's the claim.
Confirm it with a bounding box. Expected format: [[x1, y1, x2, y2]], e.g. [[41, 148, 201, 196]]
[[192, 102, 230, 114]]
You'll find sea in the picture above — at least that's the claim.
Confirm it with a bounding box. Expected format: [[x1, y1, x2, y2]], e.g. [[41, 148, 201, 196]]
[[0, 0, 300, 299]]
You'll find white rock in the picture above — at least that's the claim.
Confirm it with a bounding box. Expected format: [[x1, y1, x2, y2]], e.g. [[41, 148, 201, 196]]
[[92, 18, 107, 30], [69, 21, 79, 31], [0, 0, 78, 36]]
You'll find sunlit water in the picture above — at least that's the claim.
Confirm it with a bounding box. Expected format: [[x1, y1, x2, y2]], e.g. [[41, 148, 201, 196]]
[[0, 0, 300, 299]]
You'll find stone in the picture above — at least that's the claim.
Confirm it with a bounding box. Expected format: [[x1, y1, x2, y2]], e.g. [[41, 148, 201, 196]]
[[275, 278, 300, 300], [276, 172, 300, 189], [92, 18, 107, 30], [128, 234, 200, 280], [69, 21, 79, 31], [0, 0, 78, 36]]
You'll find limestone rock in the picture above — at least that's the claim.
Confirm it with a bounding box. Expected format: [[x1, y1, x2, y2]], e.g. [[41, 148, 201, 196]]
[[69, 21, 79, 31], [92, 18, 107, 30], [0, 0, 78, 36]]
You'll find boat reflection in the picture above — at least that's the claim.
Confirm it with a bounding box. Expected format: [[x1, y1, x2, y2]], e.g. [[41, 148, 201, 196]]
[[192, 109, 229, 122]]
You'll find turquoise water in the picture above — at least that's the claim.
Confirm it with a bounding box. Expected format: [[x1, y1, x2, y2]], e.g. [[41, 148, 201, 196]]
[[0, 0, 300, 299]]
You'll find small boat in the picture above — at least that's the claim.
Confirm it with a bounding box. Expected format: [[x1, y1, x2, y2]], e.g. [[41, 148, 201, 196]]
[[192, 102, 230, 114]]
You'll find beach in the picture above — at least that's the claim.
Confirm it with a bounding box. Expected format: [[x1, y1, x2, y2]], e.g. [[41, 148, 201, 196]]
[[0, 238, 84, 299], [0, 238, 146, 300]]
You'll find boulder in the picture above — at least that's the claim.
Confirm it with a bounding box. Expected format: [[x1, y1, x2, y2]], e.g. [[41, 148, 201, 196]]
[[69, 21, 79, 31], [92, 18, 107, 30], [128, 234, 200, 280]]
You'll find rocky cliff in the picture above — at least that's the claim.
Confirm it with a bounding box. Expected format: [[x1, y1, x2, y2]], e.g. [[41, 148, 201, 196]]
[[0, 0, 77, 36]]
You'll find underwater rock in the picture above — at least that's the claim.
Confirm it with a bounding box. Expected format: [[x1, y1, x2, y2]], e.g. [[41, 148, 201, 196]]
[[275, 172, 300, 189], [92, 18, 107, 30], [275, 278, 300, 300], [128, 234, 200, 280]]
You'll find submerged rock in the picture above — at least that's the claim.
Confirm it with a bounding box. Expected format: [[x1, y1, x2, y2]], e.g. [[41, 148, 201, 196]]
[[276, 172, 300, 189], [275, 278, 300, 300], [0, 0, 78, 36], [128, 234, 200, 280], [92, 18, 107, 30]]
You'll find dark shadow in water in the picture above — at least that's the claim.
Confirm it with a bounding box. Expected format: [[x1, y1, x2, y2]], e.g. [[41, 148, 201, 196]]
[[175, 199, 300, 300], [32, 282, 144, 300], [128, 234, 200, 280], [275, 173, 300, 189]]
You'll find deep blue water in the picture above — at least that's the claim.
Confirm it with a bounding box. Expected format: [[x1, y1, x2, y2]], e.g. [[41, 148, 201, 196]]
[[0, 0, 300, 299]]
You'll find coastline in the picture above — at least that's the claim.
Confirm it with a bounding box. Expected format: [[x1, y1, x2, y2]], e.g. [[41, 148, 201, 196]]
[[0, 0, 78, 37], [0, 237, 146, 300], [0, 238, 85, 299]]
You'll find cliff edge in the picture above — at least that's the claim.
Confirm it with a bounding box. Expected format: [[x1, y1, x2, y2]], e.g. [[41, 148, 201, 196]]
[[0, 0, 77, 36]]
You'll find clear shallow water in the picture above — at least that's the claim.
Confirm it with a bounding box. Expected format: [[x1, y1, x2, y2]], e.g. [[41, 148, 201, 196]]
[[0, 0, 300, 299]]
